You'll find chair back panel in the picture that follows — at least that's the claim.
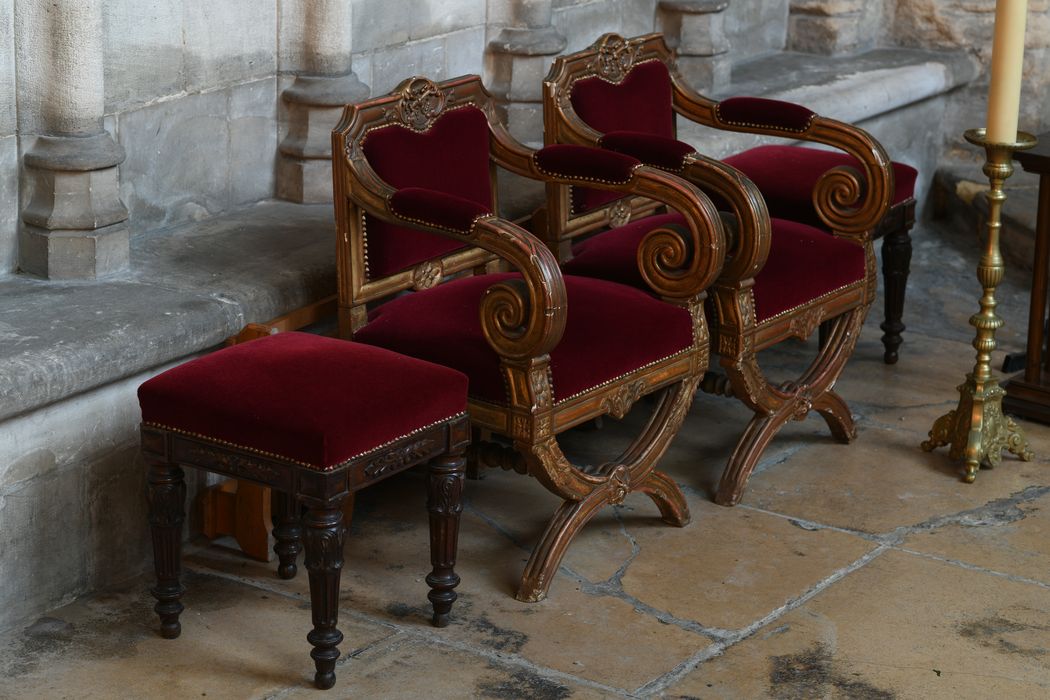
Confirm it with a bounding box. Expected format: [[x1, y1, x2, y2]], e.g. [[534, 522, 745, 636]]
[[361, 106, 494, 278], [567, 59, 675, 216], [570, 59, 675, 137]]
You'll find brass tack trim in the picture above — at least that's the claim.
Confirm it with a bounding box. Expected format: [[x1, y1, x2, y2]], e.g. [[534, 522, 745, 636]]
[[713, 103, 815, 134], [143, 411, 468, 472]]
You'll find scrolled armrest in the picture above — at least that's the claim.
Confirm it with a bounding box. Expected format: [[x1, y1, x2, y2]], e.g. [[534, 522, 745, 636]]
[[672, 81, 894, 236], [389, 187, 493, 234], [471, 217, 567, 361], [492, 127, 725, 300], [598, 131, 697, 172], [714, 97, 816, 134], [532, 144, 641, 184]]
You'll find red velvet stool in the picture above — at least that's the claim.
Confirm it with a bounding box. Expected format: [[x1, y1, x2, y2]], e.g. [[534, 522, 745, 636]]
[[724, 145, 918, 364], [137, 331, 470, 690]]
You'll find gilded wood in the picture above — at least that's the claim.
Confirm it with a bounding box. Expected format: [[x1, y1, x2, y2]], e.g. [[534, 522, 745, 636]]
[[333, 74, 722, 601], [544, 33, 883, 506]]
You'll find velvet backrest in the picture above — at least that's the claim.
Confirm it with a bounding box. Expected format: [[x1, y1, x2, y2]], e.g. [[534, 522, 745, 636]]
[[360, 105, 493, 279], [568, 59, 676, 214]]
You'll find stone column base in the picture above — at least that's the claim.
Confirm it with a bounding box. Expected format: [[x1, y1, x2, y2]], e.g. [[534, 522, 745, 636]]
[[658, 0, 730, 92], [278, 73, 369, 204], [19, 132, 130, 279], [20, 221, 130, 280]]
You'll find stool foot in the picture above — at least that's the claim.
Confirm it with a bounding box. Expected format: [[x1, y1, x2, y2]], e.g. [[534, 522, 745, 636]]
[[148, 460, 186, 640], [271, 490, 303, 580], [426, 450, 465, 626], [304, 504, 346, 690]]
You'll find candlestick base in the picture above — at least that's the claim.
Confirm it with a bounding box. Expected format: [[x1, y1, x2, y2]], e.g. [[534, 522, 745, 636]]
[[922, 375, 1033, 482], [921, 128, 1037, 482]]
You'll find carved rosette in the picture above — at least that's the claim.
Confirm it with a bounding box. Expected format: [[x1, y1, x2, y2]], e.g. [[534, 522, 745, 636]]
[[389, 77, 450, 131], [608, 465, 631, 505], [601, 380, 647, 420], [787, 307, 823, 340], [607, 200, 632, 228], [412, 260, 443, 290], [592, 34, 641, 84]]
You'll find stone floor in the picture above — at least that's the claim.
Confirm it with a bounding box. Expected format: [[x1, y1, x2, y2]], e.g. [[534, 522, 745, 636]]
[[2, 218, 1050, 699]]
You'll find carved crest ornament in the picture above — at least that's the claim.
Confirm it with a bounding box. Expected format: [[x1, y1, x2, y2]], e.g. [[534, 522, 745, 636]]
[[592, 34, 641, 84], [390, 77, 449, 131]]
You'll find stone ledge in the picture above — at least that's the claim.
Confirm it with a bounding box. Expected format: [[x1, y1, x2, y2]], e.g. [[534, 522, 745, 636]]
[[680, 47, 977, 158], [0, 201, 335, 424]]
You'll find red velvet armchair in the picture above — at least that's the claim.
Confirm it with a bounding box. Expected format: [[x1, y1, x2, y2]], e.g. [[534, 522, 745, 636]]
[[332, 75, 726, 601], [542, 33, 896, 506]]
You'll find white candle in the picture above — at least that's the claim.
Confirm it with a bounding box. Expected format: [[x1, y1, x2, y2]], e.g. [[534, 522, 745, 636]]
[[986, 0, 1029, 143]]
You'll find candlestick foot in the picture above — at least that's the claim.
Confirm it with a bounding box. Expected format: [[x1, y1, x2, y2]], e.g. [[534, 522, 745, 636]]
[[921, 378, 1033, 482]]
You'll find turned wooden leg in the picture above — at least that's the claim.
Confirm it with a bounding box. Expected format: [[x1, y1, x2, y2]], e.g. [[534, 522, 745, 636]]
[[271, 490, 303, 580], [425, 450, 466, 627], [147, 460, 186, 640], [880, 223, 913, 364], [303, 503, 347, 690]]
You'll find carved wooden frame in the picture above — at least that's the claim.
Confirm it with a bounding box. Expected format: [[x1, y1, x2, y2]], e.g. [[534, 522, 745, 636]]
[[543, 33, 893, 506], [142, 414, 469, 689], [332, 74, 725, 601]]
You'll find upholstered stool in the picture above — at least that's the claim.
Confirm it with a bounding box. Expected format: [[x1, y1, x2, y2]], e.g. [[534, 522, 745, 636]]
[[724, 146, 918, 364], [138, 331, 470, 690]]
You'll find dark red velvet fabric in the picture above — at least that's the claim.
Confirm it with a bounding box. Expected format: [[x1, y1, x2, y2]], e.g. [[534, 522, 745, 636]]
[[562, 212, 686, 289], [569, 60, 676, 214], [570, 60, 676, 136], [564, 213, 865, 322], [751, 218, 866, 321], [534, 144, 639, 183], [361, 106, 493, 278], [716, 97, 815, 133], [354, 273, 694, 403], [390, 187, 492, 233], [599, 131, 696, 172], [138, 332, 468, 470], [724, 145, 918, 228]]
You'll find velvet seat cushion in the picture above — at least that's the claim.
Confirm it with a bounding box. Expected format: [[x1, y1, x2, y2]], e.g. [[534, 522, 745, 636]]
[[138, 332, 469, 471], [563, 213, 865, 323], [724, 145, 918, 228], [353, 273, 694, 404]]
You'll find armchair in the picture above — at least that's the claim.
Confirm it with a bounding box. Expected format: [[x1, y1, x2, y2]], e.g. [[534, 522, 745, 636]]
[[331, 75, 726, 601], [543, 33, 896, 506]]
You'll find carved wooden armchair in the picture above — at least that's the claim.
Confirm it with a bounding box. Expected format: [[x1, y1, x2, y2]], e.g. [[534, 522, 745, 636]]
[[332, 74, 726, 602], [542, 33, 895, 506]]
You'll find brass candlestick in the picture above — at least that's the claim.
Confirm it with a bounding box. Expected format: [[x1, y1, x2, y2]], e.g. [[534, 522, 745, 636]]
[[922, 128, 1037, 482]]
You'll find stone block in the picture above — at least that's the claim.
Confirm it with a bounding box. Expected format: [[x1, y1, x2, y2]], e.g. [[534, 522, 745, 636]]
[[445, 26, 486, 78], [554, 1, 624, 53], [624, 0, 661, 37], [275, 156, 335, 204], [0, 135, 16, 273], [0, 0, 15, 137], [85, 445, 151, 591], [488, 51, 552, 103], [230, 78, 277, 205], [117, 90, 230, 233], [0, 464, 89, 633], [352, 0, 485, 52], [724, 0, 790, 61], [498, 101, 544, 146], [102, 0, 184, 113], [370, 38, 446, 96], [676, 54, 731, 93], [19, 222, 130, 280], [183, 0, 276, 93]]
